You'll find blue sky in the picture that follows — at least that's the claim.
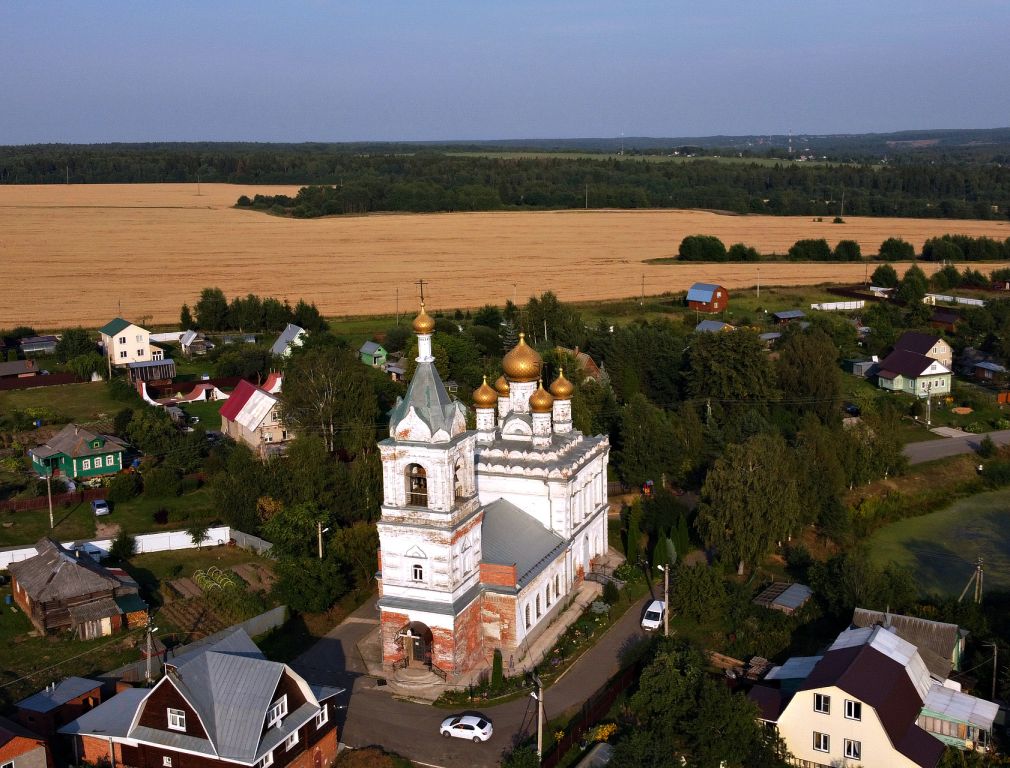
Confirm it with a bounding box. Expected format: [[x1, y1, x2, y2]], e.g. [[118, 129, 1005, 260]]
[[2, 1, 1008, 143]]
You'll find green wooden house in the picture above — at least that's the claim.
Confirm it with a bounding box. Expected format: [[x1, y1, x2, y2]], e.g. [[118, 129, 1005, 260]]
[[359, 341, 388, 367], [30, 424, 126, 479]]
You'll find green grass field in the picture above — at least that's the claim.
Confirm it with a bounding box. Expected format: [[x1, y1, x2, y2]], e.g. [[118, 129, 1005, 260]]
[[0, 382, 122, 425], [867, 487, 1010, 596]]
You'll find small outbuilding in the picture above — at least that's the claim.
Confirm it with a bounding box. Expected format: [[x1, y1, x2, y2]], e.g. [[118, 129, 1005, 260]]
[[686, 283, 729, 313], [694, 319, 734, 333], [973, 360, 1007, 384], [359, 341, 388, 366], [772, 309, 806, 324], [753, 582, 813, 615], [19, 336, 58, 356]]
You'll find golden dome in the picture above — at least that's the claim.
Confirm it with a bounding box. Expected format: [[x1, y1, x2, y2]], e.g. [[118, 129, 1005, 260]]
[[529, 380, 554, 414], [472, 376, 498, 409], [412, 303, 435, 334], [549, 368, 574, 400], [502, 332, 542, 383], [493, 375, 510, 397]]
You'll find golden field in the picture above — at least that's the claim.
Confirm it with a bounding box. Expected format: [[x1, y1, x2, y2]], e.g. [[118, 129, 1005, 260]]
[[2, 183, 1009, 328]]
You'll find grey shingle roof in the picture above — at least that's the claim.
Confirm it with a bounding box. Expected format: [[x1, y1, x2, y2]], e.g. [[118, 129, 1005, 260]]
[[694, 320, 732, 333], [851, 608, 961, 679], [773, 309, 806, 320], [388, 361, 467, 440], [30, 424, 126, 462], [17, 676, 102, 713], [270, 324, 305, 356], [68, 597, 123, 624], [481, 498, 566, 589], [8, 539, 119, 602]]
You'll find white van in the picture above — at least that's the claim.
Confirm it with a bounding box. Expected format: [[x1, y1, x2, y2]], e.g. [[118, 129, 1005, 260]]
[[641, 599, 665, 631]]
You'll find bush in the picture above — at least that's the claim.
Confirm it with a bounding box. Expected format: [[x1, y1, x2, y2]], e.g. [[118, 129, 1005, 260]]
[[109, 530, 136, 561], [152, 508, 169, 525], [833, 239, 862, 261], [107, 472, 141, 504], [144, 467, 181, 498], [178, 475, 202, 494], [788, 238, 831, 261], [964, 422, 987, 434], [878, 237, 915, 261], [977, 436, 998, 458], [602, 580, 620, 605], [678, 235, 727, 262], [727, 242, 760, 262]]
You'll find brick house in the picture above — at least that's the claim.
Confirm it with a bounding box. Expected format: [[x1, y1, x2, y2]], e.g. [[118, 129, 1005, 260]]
[[219, 380, 291, 458], [0, 716, 54, 768], [686, 282, 728, 313], [14, 678, 103, 740], [29, 424, 126, 480], [59, 630, 343, 768], [8, 539, 147, 639]]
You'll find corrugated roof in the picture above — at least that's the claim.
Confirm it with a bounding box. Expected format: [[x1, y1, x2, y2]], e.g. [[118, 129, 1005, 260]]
[[481, 498, 565, 588], [765, 655, 822, 681], [694, 320, 733, 333], [359, 341, 384, 355], [895, 331, 944, 356], [180, 330, 198, 346], [975, 361, 1007, 373], [923, 685, 998, 729], [17, 676, 102, 713], [68, 597, 123, 624], [98, 318, 133, 337], [772, 583, 812, 611], [57, 687, 148, 737], [0, 360, 37, 377], [773, 309, 806, 320], [879, 350, 950, 378], [270, 324, 305, 356], [8, 539, 119, 602], [686, 283, 721, 302], [29, 424, 126, 462], [127, 359, 175, 370], [852, 608, 961, 679], [219, 380, 278, 429]]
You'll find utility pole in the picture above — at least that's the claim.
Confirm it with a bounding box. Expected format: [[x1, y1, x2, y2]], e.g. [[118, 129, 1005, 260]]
[[531, 673, 545, 761], [145, 616, 159, 683], [45, 468, 54, 529], [925, 385, 932, 427], [317, 521, 328, 560], [585, 184, 588, 209], [985, 643, 998, 701], [396, 286, 399, 325], [640, 274, 645, 306], [756, 267, 760, 299], [959, 557, 984, 604], [658, 564, 670, 637]]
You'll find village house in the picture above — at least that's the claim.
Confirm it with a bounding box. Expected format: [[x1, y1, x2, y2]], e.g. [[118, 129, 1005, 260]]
[[59, 630, 343, 768], [929, 308, 960, 334], [773, 309, 807, 325], [99, 319, 160, 368], [0, 359, 39, 380], [973, 361, 1007, 385], [179, 330, 212, 357], [851, 609, 966, 680], [894, 331, 953, 369], [219, 380, 291, 457], [686, 282, 729, 313], [555, 346, 602, 382], [14, 678, 104, 740], [0, 715, 54, 768], [20, 336, 59, 357], [8, 539, 147, 639], [270, 323, 307, 358], [876, 350, 952, 398], [376, 306, 611, 684], [359, 341, 388, 367], [694, 319, 734, 333], [29, 424, 126, 479], [383, 354, 406, 382], [749, 622, 997, 767]]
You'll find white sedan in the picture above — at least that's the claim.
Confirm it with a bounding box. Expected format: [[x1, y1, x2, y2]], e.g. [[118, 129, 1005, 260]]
[[440, 714, 493, 743]]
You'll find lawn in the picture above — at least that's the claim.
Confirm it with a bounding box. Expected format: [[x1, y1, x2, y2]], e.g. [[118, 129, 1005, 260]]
[[0, 486, 216, 547], [178, 399, 224, 429], [866, 487, 1010, 596], [0, 381, 123, 426]]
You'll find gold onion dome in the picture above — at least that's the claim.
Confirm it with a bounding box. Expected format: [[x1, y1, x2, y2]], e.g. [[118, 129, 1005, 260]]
[[412, 303, 435, 334], [529, 380, 554, 414], [549, 368, 574, 400], [502, 332, 543, 383], [472, 376, 498, 409], [494, 375, 510, 397]]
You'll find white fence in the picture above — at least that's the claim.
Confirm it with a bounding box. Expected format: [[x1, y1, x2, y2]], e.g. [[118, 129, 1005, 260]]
[[1, 526, 249, 569], [811, 300, 865, 311], [924, 293, 987, 307]]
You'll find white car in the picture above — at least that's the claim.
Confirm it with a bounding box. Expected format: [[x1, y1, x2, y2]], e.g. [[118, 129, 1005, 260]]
[[91, 499, 111, 517], [641, 599, 665, 631], [440, 714, 493, 743]]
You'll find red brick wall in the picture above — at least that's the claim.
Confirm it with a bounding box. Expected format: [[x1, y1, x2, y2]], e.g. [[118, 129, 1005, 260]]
[[448, 595, 484, 673], [380, 610, 410, 665], [481, 592, 518, 658], [479, 562, 517, 587]]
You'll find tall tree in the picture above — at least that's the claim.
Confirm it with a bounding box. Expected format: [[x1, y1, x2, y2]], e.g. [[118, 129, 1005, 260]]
[[775, 328, 842, 423], [55, 327, 96, 363], [685, 328, 776, 404], [180, 303, 194, 329], [195, 287, 230, 330], [870, 262, 899, 288], [696, 433, 801, 573]]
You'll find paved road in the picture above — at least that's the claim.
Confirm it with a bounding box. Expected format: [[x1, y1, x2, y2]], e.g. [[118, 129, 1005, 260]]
[[903, 428, 1010, 465], [291, 593, 654, 768]]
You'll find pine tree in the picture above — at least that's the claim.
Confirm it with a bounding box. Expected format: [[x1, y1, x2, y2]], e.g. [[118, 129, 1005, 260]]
[[180, 303, 194, 329]]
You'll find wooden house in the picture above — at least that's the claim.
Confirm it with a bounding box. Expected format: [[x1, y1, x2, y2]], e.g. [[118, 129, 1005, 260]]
[[14, 678, 103, 740], [358, 341, 387, 367], [8, 539, 147, 639], [29, 424, 126, 480], [0, 360, 39, 380], [60, 630, 343, 768], [929, 308, 960, 333], [973, 361, 1007, 385], [686, 283, 729, 313]]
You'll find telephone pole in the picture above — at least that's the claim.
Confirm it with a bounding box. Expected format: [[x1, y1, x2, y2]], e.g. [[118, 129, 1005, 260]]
[[531, 674, 545, 761]]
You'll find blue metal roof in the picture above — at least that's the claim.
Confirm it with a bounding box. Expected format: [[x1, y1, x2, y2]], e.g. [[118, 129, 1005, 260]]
[[686, 283, 721, 303], [18, 677, 102, 713], [695, 320, 732, 333], [773, 309, 806, 320], [975, 361, 1006, 373]]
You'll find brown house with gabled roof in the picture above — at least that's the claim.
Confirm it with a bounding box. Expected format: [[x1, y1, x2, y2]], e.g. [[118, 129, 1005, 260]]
[[60, 630, 343, 768], [8, 539, 147, 639], [0, 715, 54, 768], [14, 678, 104, 740]]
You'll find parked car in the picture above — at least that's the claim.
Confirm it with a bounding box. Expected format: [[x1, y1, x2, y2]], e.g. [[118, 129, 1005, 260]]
[[440, 714, 493, 743], [641, 599, 665, 631], [91, 499, 111, 517]]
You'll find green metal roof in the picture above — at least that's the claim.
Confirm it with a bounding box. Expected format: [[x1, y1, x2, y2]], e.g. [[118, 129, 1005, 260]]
[[98, 317, 132, 336]]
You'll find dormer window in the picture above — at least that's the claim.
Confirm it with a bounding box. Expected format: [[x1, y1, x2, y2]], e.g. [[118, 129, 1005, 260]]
[[167, 708, 186, 731], [266, 695, 287, 729]]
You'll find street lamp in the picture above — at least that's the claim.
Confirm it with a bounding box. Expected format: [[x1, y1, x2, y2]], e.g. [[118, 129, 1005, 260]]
[[530, 673, 545, 762], [656, 565, 670, 637], [317, 523, 330, 560]]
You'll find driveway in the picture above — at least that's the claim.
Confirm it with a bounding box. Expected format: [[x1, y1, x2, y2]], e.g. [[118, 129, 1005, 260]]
[[291, 594, 654, 768], [903, 428, 1010, 465]]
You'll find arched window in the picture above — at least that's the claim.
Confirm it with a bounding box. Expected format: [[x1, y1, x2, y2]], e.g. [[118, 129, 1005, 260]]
[[535, 594, 541, 619], [406, 464, 427, 507], [525, 603, 531, 630], [454, 461, 466, 501], [412, 564, 424, 582], [554, 574, 560, 599], [545, 585, 551, 608]]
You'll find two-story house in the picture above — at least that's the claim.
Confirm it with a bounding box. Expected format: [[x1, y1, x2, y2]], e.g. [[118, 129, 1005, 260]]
[[99, 318, 161, 369], [59, 630, 343, 768], [894, 332, 953, 369], [876, 350, 952, 398], [219, 380, 290, 458], [686, 282, 729, 313], [0, 715, 54, 768]]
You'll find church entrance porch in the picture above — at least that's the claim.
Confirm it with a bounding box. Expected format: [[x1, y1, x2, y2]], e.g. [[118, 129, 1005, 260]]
[[399, 621, 433, 668]]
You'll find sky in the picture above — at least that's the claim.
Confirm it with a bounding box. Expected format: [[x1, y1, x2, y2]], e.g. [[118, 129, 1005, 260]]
[[2, 1, 1009, 144]]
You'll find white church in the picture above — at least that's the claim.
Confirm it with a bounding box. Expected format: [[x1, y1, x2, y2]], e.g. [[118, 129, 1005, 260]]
[[376, 304, 611, 680]]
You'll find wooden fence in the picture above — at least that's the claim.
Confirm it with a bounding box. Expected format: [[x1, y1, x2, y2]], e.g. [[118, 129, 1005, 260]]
[[0, 373, 82, 391], [0, 486, 106, 513], [541, 659, 643, 768]]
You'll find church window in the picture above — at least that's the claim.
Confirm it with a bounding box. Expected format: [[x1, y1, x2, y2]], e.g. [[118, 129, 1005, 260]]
[[454, 461, 466, 500], [535, 594, 541, 619], [545, 585, 551, 608], [554, 574, 560, 598], [412, 564, 424, 582], [525, 603, 531, 630], [406, 464, 428, 507]]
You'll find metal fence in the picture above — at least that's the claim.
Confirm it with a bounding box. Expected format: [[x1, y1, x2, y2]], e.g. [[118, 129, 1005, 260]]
[[230, 528, 274, 555]]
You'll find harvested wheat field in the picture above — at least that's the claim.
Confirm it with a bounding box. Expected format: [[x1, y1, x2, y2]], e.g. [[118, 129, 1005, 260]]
[[2, 183, 1009, 328]]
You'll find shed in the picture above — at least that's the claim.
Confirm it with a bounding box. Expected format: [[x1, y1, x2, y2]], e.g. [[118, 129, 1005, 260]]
[[753, 582, 812, 615], [20, 336, 58, 356], [359, 341, 388, 367], [686, 282, 728, 314], [694, 319, 734, 333], [772, 309, 806, 324], [973, 360, 1007, 383]]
